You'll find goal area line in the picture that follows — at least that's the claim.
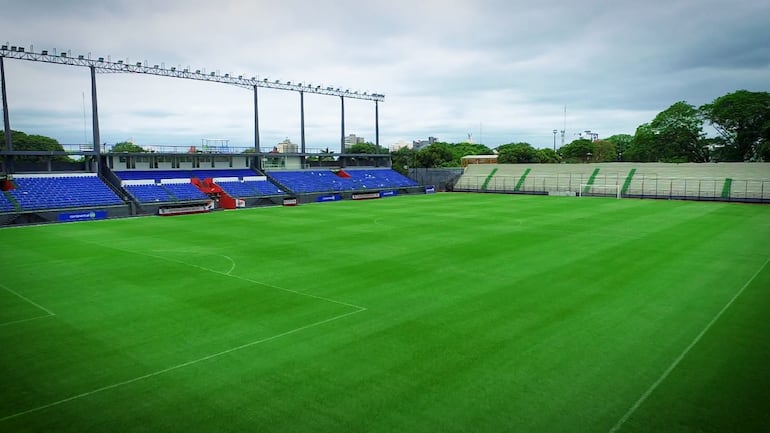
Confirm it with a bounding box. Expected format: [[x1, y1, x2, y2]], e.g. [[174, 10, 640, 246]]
[[579, 184, 621, 199]]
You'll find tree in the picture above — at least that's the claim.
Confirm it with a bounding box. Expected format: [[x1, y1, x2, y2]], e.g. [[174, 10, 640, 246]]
[[1, 130, 70, 162], [111, 141, 147, 153], [497, 142, 537, 163], [604, 134, 633, 159], [319, 147, 336, 161], [391, 147, 416, 174], [448, 142, 494, 163], [347, 142, 388, 154], [416, 142, 454, 167], [592, 139, 618, 162], [626, 124, 657, 162], [559, 138, 595, 162], [535, 148, 562, 163], [649, 101, 708, 162], [626, 102, 708, 162], [700, 90, 770, 161]]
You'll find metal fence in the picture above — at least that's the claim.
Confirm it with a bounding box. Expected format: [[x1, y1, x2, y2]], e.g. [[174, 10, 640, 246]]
[[456, 174, 770, 203]]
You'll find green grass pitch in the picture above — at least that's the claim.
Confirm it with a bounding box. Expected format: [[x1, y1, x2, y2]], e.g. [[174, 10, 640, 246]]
[[1, 193, 769, 432]]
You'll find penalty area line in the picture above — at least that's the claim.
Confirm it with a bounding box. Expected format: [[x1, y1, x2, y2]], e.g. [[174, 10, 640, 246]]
[[0, 314, 55, 328], [0, 307, 365, 423], [76, 239, 367, 312], [608, 256, 770, 433], [0, 283, 56, 318]]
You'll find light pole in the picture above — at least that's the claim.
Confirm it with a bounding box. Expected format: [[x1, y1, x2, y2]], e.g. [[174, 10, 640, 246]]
[[552, 129, 557, 152]]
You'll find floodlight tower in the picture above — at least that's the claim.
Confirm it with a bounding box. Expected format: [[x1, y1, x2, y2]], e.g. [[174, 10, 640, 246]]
[[1, 56, 13, 173], [340, 95, 345, 153], [552, 129, 557, 152], [0, 43, 385, 166]]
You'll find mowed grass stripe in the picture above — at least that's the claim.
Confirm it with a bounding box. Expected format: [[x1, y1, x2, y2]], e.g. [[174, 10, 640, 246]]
[[0, 232, 360, 419], [1, 193, 769, 432], [609, 257, 770, 433]]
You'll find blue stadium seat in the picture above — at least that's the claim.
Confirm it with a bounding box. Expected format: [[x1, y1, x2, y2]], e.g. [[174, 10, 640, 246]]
[[268, 169, 418, 193], [216, 180, 284, 197], [124, 184, 174, 203], [10, 175, 124, 211], [162, 183, 209, 201], [0, 193, 17, 212]]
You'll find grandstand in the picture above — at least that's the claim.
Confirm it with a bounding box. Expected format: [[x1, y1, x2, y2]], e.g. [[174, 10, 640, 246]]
[[267, 168, 418, 194], [0, 193, 16, 213], [2, 162, 768, 226], [6, 174, 124, 211], [454, 162, 770, 202], [213, 178, 284, 198]]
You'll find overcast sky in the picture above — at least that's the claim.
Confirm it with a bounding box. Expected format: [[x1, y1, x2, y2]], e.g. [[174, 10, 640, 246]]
[[1, 0, 768, 151]]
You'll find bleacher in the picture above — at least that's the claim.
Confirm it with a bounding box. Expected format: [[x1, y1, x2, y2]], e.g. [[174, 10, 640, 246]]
[[121, 179, 208, 204], [268, 170, 349, 193], [116, 171, 201, 204], [347, 169, 419, 189], [454, 162, 770, 201], [0, 193, 17, 212], [214, 178, 284, 197], [123, 183, 174, 203], [115, 169, 284, 201], [268, 169, 418, 194], [161, 182, 209, 201], [7, 174, 124, 211]]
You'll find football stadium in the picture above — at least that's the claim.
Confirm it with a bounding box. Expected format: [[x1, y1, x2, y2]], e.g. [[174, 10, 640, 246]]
[[2, 44, 770, 433]]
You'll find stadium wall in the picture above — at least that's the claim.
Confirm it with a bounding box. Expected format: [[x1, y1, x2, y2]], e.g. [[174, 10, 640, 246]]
[[453, 162, 770, 203]]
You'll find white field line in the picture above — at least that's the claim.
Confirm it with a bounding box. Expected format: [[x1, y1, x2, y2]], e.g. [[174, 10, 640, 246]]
[[0, 307, 364, 422], [0, 283, 56, 327], [222, 255, 236, 275], [0, 314, 55, 328], [121, 245, 367, 311], [608, 256, 770, 433], [0, 239, 367, 422], [149, 249, 236, 276]]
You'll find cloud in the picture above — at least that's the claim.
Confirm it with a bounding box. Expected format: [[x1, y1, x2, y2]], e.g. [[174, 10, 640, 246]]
[[1, 0, 768, 149]]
